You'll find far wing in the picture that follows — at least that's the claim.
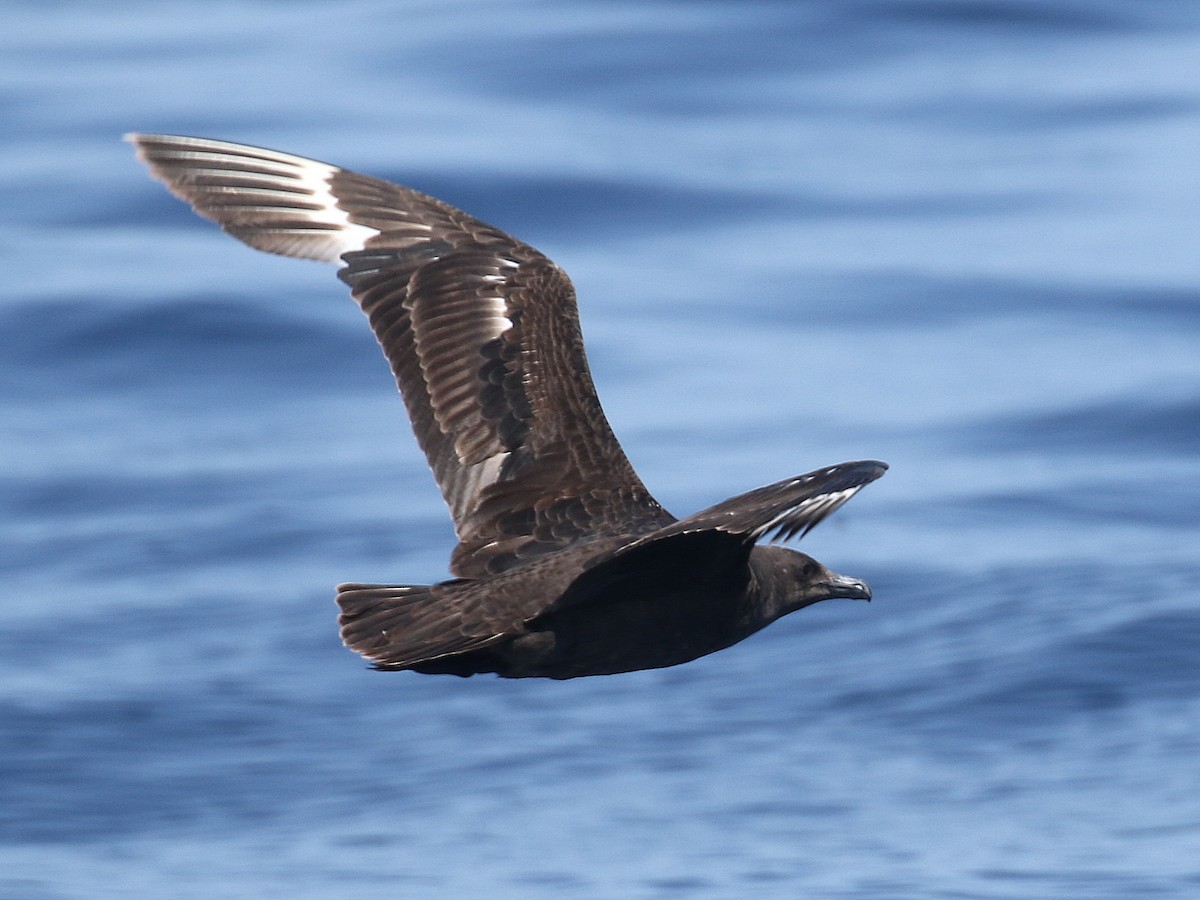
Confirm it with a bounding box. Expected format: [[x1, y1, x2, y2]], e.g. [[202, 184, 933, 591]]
[[621, 460, 887, 549]]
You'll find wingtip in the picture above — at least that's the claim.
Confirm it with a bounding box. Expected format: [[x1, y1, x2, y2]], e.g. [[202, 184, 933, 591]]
[[856, 459, 889, 482], [123, 132, 163, 149], [124, 132, 157, 166], [826, 459, 888, 486]]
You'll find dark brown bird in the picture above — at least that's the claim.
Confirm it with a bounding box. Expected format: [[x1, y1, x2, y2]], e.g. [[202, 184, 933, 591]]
[[128, 133, 886, 679]]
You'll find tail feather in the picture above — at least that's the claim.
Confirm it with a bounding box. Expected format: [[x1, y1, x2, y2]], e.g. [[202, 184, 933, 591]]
[[336, 582, 506, 671]]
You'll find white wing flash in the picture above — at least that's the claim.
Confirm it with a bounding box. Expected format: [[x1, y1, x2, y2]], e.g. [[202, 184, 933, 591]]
[[126, 133, 379, 262]]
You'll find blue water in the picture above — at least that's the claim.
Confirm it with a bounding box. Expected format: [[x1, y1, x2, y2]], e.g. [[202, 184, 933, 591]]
[[3, 1, 1199, 897]]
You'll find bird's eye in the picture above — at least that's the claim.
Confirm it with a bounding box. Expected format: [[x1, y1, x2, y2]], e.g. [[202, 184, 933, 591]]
[[799, 561, 817, 578]]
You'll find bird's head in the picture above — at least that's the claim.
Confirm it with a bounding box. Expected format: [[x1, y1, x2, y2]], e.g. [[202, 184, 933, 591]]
[[749, 544, 871, 621]]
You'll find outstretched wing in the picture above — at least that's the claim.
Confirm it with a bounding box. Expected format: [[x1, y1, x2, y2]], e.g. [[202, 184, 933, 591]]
[[623, 460, 887, 549], [128, 134, 672, 577]]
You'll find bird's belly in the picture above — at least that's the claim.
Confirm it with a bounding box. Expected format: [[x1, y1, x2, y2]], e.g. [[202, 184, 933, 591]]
[[502, 592, 753, 678]]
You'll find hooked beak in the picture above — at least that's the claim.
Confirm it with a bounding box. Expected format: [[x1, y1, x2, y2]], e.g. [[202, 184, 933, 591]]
[[823, 572, 872, 602]]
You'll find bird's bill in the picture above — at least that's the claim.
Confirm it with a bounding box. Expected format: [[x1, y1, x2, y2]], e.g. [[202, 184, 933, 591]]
[[822, 572, 872, 601]]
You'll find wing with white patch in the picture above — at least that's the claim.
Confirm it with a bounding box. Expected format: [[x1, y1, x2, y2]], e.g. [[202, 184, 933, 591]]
[[127, 134, 379, 261], [129, 134, 673, 577], [623, 460, 888, 549]]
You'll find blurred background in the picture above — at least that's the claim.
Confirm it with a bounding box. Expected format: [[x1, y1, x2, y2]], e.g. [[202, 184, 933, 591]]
[[2, 1, 1198, 897]]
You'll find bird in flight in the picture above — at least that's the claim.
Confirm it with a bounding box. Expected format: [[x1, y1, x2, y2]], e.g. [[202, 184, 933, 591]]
[[129, 134, 886, 679]]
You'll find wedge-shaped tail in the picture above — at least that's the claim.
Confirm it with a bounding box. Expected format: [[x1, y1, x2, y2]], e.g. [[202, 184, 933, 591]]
[[337, 582, 508, 670]]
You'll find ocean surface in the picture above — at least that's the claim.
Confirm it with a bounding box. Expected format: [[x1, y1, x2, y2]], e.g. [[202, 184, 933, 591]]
[[2, 1, 1199, 897]]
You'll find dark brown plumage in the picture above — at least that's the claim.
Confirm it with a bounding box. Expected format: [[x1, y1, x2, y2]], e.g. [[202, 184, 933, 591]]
[[128, 133, 886, 679]]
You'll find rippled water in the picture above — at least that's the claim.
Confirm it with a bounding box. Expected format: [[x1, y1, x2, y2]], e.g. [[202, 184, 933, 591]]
[[3, 1, 1199, 897]]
